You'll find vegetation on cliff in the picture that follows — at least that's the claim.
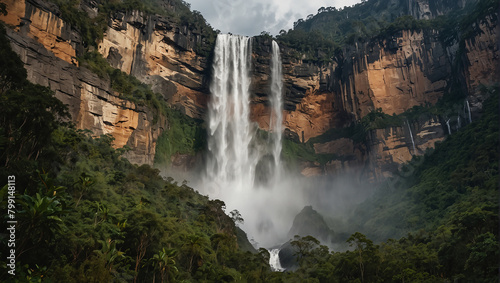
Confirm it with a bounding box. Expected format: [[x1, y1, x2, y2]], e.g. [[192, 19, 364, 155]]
[[276, 0, 497, 62]]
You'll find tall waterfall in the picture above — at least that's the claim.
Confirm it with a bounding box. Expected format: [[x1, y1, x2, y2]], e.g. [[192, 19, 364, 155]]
[[206, 34, 256, 190], [270, 40, 283, 178], [204, 34, 286, 248], [446, 119, 451, 135]]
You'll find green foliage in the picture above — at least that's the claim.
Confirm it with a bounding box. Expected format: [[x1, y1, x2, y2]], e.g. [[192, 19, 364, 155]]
[[0, 37, 253, 281], [154, 107, 206, 166]]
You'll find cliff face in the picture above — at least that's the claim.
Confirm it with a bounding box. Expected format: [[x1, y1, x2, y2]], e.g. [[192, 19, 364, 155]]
[[250, 17, 497, 180], [334, 30, 450, 120], [462, 15, 499, 119], [97, 10, 210, 119], [1, 0, 80, 64], [408, 0, 478, 20], [1, 0, 168, 165], [2, 0, 497, 180]]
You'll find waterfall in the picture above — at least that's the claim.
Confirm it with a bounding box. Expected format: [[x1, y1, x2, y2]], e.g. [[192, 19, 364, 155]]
[[206, 34, 256, 190], [269, 249, 284, 272], [457, 116, 461, 129], [406, 120, 416, 155], [204, 34, 286, 247], [270, 40, 283, 178], [446, 119, 451, 135], [466, 100, 472, 123]]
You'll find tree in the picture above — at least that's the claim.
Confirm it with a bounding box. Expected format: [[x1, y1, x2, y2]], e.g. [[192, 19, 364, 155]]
[[74, 173, 95, 208], [290, 235, 320, 266], [229, 209, 244, 226], [16, 173, 68, 260], [346, 232, 378, 283], [183, 234, 209, 273], [150, 248, 178, 283]]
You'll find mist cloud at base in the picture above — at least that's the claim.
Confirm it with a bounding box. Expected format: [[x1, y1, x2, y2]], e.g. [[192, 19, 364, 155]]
[[186, 166, 374, 249]]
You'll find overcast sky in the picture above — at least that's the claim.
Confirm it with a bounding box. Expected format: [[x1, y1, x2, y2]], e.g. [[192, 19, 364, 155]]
[[185, 0, 363, 36]]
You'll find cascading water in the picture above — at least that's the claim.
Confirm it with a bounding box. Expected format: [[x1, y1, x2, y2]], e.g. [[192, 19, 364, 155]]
[[466, 100, 472, 123], [206, 34, 256, 191], [269, 249, 284, 272], [457, 116, 461, 129], [203, 34, 287, 248], [269, 40, 283, 179], [446, 119, 451, 135], [406, 120, 416, 155]]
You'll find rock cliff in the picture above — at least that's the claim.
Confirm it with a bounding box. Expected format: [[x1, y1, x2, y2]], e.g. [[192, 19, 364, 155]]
[[1, 0, 211, 165], [250, 15, 497, 180], [2, 0, 497, 180], [0, 0, 168, 165], [97, 9, 210, 119]]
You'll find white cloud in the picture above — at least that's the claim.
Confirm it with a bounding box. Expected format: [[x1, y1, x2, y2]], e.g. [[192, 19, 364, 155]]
[[186, 0, 363, 36]]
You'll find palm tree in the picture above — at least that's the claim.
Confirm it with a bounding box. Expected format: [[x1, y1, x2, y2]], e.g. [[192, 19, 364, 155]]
[[183, 234, 208, 273], [150, 248, 178, 283]]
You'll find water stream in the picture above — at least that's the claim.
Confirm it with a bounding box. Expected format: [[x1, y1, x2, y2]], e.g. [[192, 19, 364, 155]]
[[269, 249, 284, 272], [466, 100, 472, 123], [446, 119, 451, 135], [406, 120, 416, 155]]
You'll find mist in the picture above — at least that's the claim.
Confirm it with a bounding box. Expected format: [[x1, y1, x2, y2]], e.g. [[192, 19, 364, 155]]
[[178, 162, 373, 249]]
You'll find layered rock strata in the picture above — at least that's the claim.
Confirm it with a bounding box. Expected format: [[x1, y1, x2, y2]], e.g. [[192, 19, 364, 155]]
[[1, 0, 167, 165]]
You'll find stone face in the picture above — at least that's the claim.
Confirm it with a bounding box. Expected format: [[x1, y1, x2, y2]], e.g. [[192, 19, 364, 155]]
[[1, 0, 80, 65], [1, 0, 212, 166], [97, 10, 210, 119], [6, 22, 165, 165], [334, 30, 450, 121]]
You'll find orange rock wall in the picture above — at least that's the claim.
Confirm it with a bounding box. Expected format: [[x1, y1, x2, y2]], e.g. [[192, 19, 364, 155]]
[[1, 0, 77, 65], [97, 11, 208, 119], [3, 1, 165, 165]]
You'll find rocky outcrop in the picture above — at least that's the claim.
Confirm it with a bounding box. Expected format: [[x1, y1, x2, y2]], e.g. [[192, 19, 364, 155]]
[[1, 0, 216, 166], [334, 30, 450, 121], [1, 0, 166, 165], [98, 10, 210, 119], [1, 0, 81, 65], [251, 37, 342, 142]]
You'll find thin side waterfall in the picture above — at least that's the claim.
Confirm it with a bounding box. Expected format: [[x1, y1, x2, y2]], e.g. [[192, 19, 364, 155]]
[[406, 120, 416, 155], [457, 116, 461, 129], [270, 40, 283, 178], [466, 100, 472, 123], [446, 119, 451, 135], [269, 249, 284, 272], [206, 34, 256, 191]]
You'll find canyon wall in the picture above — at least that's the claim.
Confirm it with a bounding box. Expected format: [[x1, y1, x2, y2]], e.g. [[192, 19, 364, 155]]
[[249, 17, 497, 180], [97, 9, 210, 119], [1, 0, 210, 165], [2, 0, 497, 180]]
